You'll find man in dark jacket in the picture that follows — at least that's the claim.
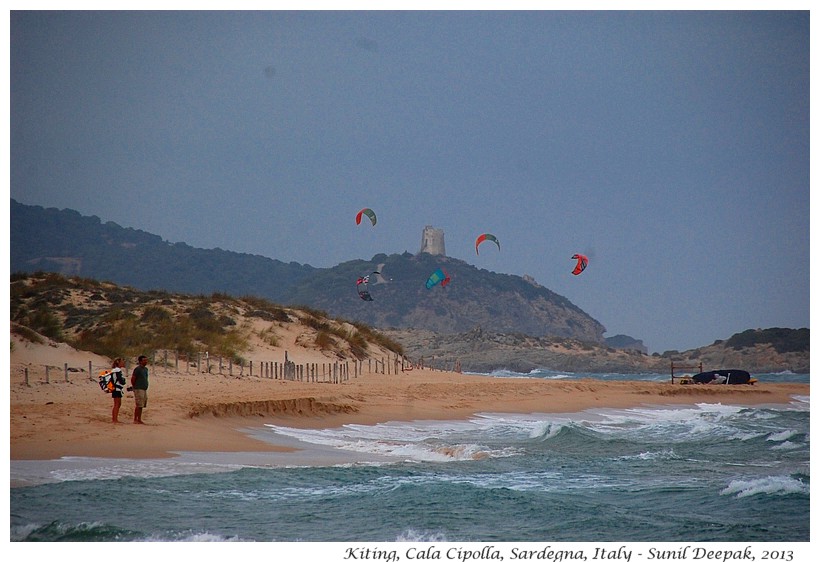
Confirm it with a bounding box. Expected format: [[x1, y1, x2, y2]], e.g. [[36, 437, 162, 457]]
[[131, 355, 149, 424]]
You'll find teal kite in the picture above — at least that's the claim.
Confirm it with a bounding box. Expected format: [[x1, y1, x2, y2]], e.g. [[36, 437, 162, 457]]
[[425, 268, 451, 289]]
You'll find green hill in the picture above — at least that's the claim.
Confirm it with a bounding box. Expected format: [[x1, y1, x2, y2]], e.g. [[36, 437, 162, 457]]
[[10, 199, 607, 343], [10, 199, 315, 301], [280, 252, 605, 341]]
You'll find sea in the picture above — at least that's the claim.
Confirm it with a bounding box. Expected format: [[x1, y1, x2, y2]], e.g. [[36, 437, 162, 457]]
[[9, 370, 811, 555]]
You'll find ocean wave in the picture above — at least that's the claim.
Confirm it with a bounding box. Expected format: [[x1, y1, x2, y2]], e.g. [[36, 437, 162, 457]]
[[473, 368, 575, 379], [616, 448, 680, 462], [583, 404, 740, 438], [10, 523, 45, 542], [528, 368, 574, 379], [485, 369, 531, 378], [11, 520, 142, 541], [767, 429, 798, 442], [265, 421, 512, 463], [11, 455, 259, 486], [526, 419, 567, 440], [770, 441, 802, 451], [267, 403, 805, 466], [790, 394, 810, 407], [159, 531, 244, 542], [469, 370, 811, 384], [396, 528, 450, 542], [720, 475, 809, 498]]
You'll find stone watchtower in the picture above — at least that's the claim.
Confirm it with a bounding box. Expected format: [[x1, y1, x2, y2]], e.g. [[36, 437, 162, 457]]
[[419, 225, 446, 256]]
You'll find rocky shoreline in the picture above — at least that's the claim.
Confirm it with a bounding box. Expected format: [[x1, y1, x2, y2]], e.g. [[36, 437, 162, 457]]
[[385, 327, 810, 374]]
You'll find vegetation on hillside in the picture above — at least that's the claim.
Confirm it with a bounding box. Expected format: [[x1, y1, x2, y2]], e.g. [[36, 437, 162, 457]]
[[10, 199, 316, 302], [723, 328, 809, 354], [10, 271, 404, 363], [281, 251, 605, 340]]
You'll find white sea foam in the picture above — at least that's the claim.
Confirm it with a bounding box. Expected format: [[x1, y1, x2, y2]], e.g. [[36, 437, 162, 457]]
[[265, 419, 515, 463], [170, 531, 243, 542], [767, 429, 797, 442], [577, 402, 772, 444], [266, 401, 785, 465], [770, 441, 802, 451], [396, 528, 450, 542], [9, 523, 43, 541], [617, 448, 680, 462], [788, 395, 810, 409], [10, 456, 249, 485], [720, 475, 809, 498]]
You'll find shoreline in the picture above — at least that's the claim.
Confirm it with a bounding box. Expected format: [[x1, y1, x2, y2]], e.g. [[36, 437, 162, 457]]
[[10, 361, 809, 463], [10, 383, 809, 489]]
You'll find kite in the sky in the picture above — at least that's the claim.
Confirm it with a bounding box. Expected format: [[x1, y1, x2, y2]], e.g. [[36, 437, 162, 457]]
[[475, 233, 500, 255], [425, 267, 451, 289], [571, 254, 588, 275], [355, 208, 377, 226]]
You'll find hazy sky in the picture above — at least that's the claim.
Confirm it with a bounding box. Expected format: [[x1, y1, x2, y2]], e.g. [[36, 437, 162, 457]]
[[9, 10, 810, 353]]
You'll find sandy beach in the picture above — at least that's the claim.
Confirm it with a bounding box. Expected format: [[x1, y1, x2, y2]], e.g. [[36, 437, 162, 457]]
[[9, 334, 809, 463]]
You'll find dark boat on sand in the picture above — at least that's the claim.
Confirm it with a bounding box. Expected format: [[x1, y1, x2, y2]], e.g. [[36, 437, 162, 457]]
[[684, 369, 757, 385]]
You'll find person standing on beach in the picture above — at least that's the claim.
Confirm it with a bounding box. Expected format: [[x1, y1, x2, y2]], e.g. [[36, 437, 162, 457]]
[[109, 357, 127, 423], [131, 355, 149, 424]]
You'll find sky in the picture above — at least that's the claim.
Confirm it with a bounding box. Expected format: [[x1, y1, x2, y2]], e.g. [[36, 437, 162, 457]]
[[7, 9, 811, 353]]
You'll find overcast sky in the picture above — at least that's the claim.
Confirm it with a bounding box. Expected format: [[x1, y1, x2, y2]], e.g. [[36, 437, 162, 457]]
[[8, 10, 810, 353]]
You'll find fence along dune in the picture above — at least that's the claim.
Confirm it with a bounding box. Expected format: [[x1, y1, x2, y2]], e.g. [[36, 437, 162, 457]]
[[16, 347, 430, 387]]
